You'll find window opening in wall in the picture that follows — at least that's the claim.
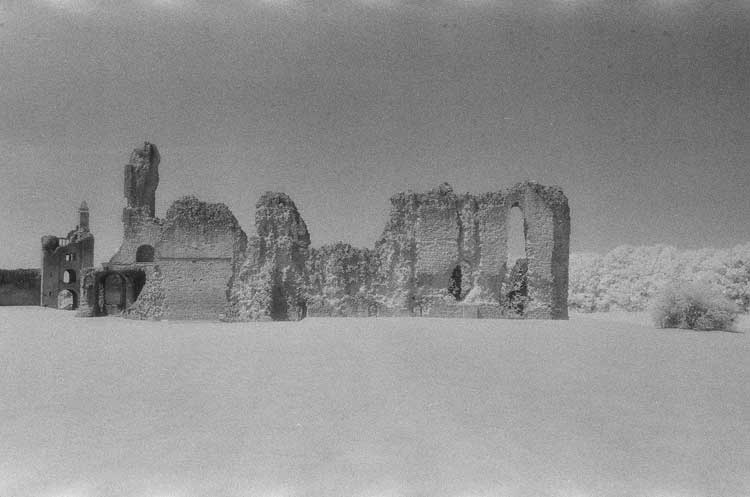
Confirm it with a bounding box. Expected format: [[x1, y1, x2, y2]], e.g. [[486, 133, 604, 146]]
[[136, 244, 155, 263], [63, 269, 76, 284], [448, 265, 462, 301], [57, 289, 77, 310], [506, 205, 528, 314], [64, 253, 76, 261]]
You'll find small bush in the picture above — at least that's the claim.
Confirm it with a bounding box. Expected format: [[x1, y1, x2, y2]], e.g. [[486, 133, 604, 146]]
[[651, 282, 738, 331]]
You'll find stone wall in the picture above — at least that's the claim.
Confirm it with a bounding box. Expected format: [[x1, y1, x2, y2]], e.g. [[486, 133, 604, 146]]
[[82, 142, 248, 320], [230, 193, 309, 321], [109, 211, 163, 265], [76, 142, 569, 321], [372, 181, 569, 318], [94, 195, 247, 320], [305, 243, 379, 317], [152, 196, 246, 320], [230, 181, 569, 321], [0, 269, 40, 306]]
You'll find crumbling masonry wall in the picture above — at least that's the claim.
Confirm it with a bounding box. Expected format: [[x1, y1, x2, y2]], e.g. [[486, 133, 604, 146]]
[[81, 143, 247, 320], [83, 195, 247, 320], [72, 142, 568, 321], [369, 182, 570, 318], [150, 196, 247, 320], [231, 181, 569, 320], [230, 193, 309, 321], [305, 243, 379, 317]]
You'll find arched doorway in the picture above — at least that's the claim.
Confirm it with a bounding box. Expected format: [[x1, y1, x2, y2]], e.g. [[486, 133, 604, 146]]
[[269, 285, 288, 320], [136, 244, 155, 263], [57, 289, 78, 310], [103, 273, 126, 315]]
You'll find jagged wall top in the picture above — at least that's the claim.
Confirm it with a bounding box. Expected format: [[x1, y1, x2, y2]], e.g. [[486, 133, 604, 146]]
[[388, 181, 568, 210], [124, 142, 160, 217], [255, 192, 311, 248]]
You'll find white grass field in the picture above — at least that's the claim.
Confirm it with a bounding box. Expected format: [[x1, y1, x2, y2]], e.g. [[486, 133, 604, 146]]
[[1, 308, 748, 497]]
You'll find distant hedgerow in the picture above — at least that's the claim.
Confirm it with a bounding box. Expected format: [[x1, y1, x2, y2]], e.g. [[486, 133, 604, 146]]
[[651, 282, 738, 331]]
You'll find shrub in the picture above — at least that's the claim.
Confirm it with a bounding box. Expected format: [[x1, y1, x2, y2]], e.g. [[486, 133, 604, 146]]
[[651, 282, 739, 331]]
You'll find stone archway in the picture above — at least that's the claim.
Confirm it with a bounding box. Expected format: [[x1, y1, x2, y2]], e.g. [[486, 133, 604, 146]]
[[88, 269, 148, 317], [101, 272, 127, 315], [57, 289, 78, 310]]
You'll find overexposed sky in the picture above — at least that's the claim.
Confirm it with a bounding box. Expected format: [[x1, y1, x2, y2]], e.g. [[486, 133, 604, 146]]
[[1, 0, 749, 267]]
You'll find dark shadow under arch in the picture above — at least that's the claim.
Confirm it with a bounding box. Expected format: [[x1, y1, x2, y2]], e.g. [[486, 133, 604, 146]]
[[102, 272, 126, 315], [449, 265, 462, 301]]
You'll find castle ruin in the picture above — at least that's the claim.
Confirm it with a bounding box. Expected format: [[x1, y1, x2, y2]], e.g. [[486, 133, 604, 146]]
[[43, 142, 570, 320], [40, 202, 95, 310]]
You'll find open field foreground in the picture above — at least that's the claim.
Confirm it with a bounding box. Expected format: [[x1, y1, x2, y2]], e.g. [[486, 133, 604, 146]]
[[1, 308, 748, 497]]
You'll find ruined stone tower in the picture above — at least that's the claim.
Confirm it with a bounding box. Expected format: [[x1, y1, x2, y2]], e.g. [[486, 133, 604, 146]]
[[40, 203, 95, 310], [79, 142, 247, 320], [124, 141, 159, 216], [110, 142, 163, 265]]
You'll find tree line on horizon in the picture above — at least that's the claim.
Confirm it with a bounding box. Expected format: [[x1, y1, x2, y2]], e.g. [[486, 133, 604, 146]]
[[568, 243, 750, 313]]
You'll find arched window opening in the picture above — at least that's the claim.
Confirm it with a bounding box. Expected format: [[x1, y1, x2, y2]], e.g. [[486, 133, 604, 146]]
[[136, 244, 155, 263], [506, 205, 528, 314], [57, 289, 78, 310], [63, 269, 76, 284], [448, 265, 462, 301]]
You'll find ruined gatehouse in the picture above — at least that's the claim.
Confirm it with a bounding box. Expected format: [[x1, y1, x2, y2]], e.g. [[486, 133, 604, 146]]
[[40, 202, 94, 310], [43, 142, 570, 320]]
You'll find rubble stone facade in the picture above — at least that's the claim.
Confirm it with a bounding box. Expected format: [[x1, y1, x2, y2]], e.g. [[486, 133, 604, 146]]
[[78, 143, 247, 320], [234, 182, 570, 320], [64, 142, 569, 321]]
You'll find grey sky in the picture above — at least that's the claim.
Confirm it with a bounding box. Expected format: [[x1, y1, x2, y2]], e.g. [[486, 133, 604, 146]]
[[1, 0, 748, 268]]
